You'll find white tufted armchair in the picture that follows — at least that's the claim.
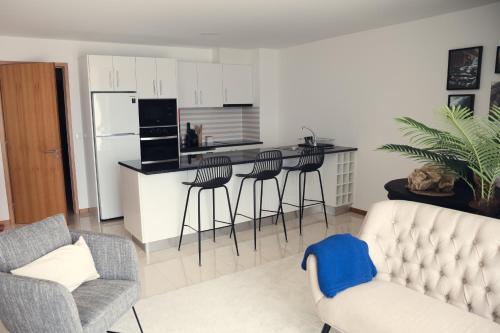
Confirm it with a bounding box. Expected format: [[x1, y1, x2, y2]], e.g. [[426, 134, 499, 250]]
[[307, 200, 500, 333]]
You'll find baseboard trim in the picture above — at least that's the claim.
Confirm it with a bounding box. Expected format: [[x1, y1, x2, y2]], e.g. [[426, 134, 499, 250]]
[[0, 220, 8, 232], [350, 207, 367, 216], [136, 205, 348, 253]]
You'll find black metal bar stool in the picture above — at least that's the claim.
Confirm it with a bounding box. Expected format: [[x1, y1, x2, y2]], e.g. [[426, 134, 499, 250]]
[[279, 147, 328, 234], [178, 156, 239, 266], [231, 150, 287, 250]]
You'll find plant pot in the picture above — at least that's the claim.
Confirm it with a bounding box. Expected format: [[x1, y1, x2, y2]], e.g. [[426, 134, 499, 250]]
[[469, 198, 500, 218]]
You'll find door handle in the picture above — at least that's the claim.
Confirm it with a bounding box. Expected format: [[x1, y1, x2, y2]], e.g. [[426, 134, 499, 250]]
[[200, 90, 203, 105], [160, 80, 163, 96], [140, 136, 177, 141], [224, 88, 228, 102], [153, 80, 156, 95], [194, 90, 198, 105], [116, 69, 120, 88], [43, 149, 61, 159], [108, 71, 113, 89]]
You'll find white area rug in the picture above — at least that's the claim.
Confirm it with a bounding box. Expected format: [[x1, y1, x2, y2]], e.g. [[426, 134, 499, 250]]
[[112, 254, 323, 332]]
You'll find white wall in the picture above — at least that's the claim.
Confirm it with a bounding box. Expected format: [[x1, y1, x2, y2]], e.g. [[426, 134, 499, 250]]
[[0, 37, 278, 220], [0, 36, 214, 219], [256, 49, 282, 147], [278, 3, 500, 210]]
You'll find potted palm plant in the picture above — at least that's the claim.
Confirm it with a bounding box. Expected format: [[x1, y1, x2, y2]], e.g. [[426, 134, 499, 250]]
[[379, 105, 500, 217]]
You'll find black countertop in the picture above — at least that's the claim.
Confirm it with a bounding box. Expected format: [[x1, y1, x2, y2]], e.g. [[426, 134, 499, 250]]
[[180, 139, 263, 153], [119, 145, 357, 175]]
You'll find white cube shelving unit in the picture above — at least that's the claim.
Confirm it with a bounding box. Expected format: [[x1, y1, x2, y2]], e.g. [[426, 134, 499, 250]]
[[336, 151, 355, 206]]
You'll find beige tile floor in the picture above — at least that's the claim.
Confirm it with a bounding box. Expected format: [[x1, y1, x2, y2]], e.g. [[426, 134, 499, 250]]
[[68, 211, 364, 299]]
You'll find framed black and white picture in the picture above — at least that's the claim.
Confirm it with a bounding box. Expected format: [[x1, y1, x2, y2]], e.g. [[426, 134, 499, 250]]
[[447, 46, 483, 90], [490, 81, 500, 109], [448, 94, 475, 112], [495, 47, 500, 73]]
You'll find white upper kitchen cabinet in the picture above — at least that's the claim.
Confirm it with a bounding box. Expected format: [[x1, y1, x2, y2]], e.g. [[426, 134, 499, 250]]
[[136, 57, 177, 99], [178, 62, 199, 108], [222, 64, 253, 105], [88, 55, 114, 91], [135, 57, 157, 99], [88, 55, 136, 92], [156, 58, 178, 99], [112, 56, 136, 91], [196, 63, 223, 108]]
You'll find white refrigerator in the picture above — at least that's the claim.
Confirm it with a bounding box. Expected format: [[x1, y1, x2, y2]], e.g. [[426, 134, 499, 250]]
[[92, 93, 140, 220]]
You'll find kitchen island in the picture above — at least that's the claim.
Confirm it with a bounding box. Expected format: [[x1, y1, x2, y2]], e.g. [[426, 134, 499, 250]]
[[119, 145, 357, 251]]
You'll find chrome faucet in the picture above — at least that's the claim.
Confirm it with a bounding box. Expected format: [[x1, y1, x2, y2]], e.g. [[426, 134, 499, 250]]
[[301, 126, 317, 146]]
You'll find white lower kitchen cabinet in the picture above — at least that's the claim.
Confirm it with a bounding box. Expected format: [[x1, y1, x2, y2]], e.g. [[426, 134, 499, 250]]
[[120, 151, 355, 252]]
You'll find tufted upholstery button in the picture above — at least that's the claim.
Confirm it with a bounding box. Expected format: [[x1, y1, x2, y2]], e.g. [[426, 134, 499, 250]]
[[462, 278, 467, 284], [467, 303, 472, 311], [435, 248, 439, 254], [405, 277, 410, 284], [439, 270, 445, 277], [451, 233, 456, 240], [472, 239, 478, 245], [479, 261, 485, 268], [455, 254, 460, 260], [420, 263, 425, 269], [486, 286, 492, 293]]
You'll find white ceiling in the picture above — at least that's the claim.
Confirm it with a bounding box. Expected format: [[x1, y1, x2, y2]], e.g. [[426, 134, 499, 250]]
[[0, 0, 497, 49]]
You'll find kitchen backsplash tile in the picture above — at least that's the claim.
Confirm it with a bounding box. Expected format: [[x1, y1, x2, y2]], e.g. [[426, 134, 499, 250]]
[[179, 107, 259, 143]]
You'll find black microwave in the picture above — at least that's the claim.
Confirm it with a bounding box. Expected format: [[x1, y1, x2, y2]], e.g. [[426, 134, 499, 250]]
[[139, 99, 177, 127]]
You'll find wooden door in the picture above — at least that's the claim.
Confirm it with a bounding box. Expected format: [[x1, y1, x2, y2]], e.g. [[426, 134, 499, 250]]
[[135, 57, 158, 99], [0, 63, 67, 224], [197, 63, 223, 108]]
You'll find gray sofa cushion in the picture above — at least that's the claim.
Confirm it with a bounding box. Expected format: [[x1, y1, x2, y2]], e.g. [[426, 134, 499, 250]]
[[72, 279, 140, 333], [0, 214, 71, 272]]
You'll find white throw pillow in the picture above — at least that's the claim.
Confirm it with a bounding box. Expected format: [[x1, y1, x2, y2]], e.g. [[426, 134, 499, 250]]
[[11, 236, 100, 292]]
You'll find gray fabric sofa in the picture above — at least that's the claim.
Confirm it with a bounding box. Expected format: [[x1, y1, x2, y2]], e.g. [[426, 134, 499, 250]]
[[0, 214, 143, 333]]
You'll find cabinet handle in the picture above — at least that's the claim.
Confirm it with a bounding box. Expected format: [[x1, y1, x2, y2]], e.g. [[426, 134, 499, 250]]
[[153, 80, 156, 95], [116, 69, 120, 88], [194, 90, 198, 105], [224, 88, 228, 102], [160, 80, 163, 96], [200, 90, 203, 105], [108, 71, 113, 89]]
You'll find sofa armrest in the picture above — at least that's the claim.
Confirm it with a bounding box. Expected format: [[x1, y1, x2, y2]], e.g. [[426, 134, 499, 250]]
[[306, 255, 325, 304], [70, 230, 139, 282], [0, 272, 83, 333]]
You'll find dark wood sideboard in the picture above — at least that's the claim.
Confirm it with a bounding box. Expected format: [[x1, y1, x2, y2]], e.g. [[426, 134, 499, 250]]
[[385, 178, 499, 218]]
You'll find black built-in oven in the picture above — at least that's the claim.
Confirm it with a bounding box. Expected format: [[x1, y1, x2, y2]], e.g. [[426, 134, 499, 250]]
[[138, 99, 179, 165]]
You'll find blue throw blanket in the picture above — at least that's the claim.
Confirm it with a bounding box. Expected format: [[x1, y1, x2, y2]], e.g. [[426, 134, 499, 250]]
[[301, 234, 377, 298]]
